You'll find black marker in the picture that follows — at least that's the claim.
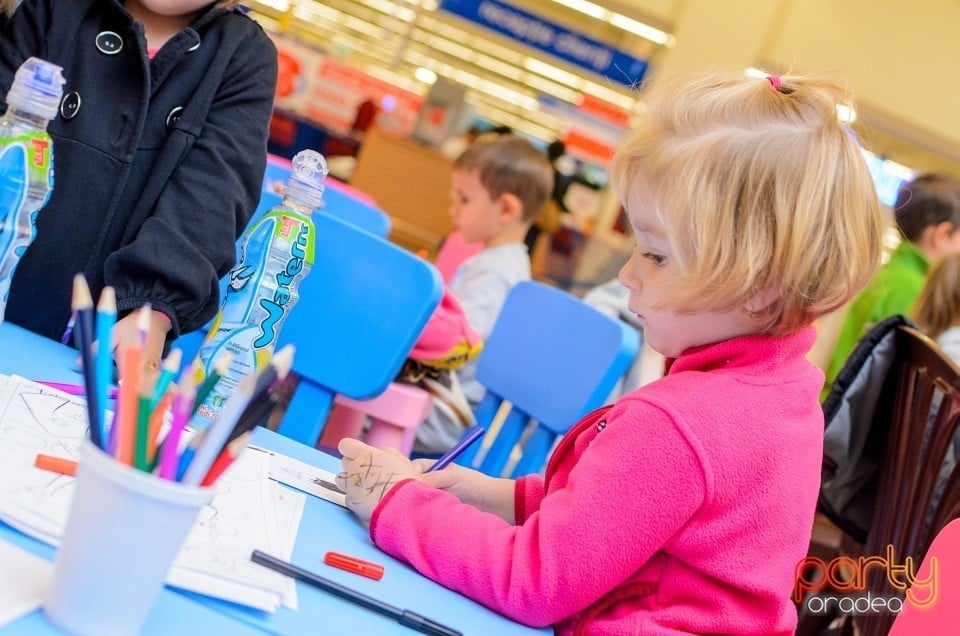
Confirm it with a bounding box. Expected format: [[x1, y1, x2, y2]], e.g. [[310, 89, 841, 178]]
[[250, 550, 461, 636]]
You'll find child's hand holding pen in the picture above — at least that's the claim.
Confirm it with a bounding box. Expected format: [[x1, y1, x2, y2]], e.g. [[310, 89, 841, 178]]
[[413, 460, 517, 525], [337, 431, 517, 525]]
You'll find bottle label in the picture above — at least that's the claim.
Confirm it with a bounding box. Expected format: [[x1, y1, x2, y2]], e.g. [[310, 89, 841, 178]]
[[254, 217, 310, 349], [192, 207, 315, 427], [0, 132, 54, 314]]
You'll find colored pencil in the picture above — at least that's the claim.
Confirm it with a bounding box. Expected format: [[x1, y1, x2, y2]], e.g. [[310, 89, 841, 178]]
[[60, 310, 77, 345], [71, 275, 103, 450], [146, 391, 173, 468], [224, 345, 295, 446], [200, 431, 251, 487], [112, 345, 141, 465], [35, 453, 78, 476], [179, 373, 256, 485], [136, 303, 152, 348], [252, 344, 295, 398], [134, 368, 157, 470], [193, 352, 233, 416], [35, 381, 119, 399], [158, 372, 196, 480], [152, 348, 181, 409], [227, 390, 279, 445], [95, 287, 117, 449]]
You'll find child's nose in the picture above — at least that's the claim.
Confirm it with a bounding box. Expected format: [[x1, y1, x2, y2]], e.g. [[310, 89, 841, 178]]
[[618, 258, 640, 291]]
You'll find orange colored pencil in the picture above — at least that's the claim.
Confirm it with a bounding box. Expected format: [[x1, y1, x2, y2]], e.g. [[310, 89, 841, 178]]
[[114, 345, 142, 465], [35, 453, 78, 476]]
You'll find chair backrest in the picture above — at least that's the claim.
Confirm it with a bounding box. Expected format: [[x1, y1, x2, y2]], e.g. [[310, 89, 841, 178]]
[[455, 280, 640, 478], [855, 326, 960, 635], [274, 213, 443, 445], [434, 231, 483, 284]]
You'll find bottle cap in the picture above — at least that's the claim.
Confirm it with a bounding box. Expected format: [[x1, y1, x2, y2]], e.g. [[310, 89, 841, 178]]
[[7, 57, 66, 121], [283, 150, 328, 211], [323, 551, 385, 580]]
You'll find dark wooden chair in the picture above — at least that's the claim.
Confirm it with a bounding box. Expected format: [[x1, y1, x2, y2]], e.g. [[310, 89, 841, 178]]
[[800, 326, 960, 636]]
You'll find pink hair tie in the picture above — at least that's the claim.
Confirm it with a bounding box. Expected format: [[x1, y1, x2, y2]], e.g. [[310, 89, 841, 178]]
[[767, 75, 782, 91]]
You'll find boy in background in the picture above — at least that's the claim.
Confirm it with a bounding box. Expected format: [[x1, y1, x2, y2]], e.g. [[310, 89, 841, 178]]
[[823, 173, 960, 395], [415, 135, 553, 454]]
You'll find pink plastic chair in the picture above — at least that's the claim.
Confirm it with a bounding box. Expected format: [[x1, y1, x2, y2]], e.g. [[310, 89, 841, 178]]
[[320, 383, 433, 456], [434, 231, 483, 284]]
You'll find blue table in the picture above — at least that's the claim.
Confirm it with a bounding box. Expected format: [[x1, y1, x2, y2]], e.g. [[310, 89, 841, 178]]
[[0, 323, 548, 635]]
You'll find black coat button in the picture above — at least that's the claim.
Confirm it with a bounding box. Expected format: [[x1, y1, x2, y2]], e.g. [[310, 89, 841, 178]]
[[60, 91, 81, 120], [95, 31, 123, 55], [187, 40, 200, 52], [166, 106, 184, 128]]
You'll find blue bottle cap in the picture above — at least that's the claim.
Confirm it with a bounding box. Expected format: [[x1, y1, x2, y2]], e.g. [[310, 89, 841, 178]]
[[6, 57, 66, 121]]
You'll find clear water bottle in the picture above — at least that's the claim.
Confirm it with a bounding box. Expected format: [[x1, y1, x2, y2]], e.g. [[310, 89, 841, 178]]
[[0, 57, 66, 322], [193, 150, 328, 425]]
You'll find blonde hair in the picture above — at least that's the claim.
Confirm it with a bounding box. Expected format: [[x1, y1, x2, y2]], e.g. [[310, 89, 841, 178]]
[[610, 70, 884, 335], [0, 0, 17, 17], [454, 135, 553, 223], [913, 253, 960, 340]]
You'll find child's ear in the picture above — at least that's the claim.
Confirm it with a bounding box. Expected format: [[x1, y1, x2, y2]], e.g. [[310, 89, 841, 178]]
[[744, 282, 779, 317], [930, 221, 958, 249], [498, 193, 523, 224]]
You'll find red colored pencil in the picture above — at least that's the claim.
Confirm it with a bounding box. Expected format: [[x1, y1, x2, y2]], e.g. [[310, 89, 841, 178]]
[[200, 431, 251, 487]]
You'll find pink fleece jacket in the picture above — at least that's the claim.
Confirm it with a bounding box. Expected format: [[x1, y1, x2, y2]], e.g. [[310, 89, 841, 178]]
[[370, 327, 824, 635]]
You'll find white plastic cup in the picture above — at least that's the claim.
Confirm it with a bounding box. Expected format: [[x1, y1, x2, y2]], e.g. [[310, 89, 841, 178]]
[[44, 440, 213, 636]]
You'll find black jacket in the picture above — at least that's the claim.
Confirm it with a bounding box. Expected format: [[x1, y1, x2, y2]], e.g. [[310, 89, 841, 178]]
[[0, 0, 278, 341]]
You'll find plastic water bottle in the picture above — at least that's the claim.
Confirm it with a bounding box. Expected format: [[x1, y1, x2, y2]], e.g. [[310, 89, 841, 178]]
[[0, 57, 65, 322], [193, 150, 328, 425]]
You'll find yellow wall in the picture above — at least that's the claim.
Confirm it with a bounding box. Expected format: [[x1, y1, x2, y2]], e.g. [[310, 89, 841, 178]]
[[618, 0, 960, 172]]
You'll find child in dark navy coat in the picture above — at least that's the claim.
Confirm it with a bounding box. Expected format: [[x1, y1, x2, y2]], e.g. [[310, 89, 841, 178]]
[[0, 0, 278, 373]]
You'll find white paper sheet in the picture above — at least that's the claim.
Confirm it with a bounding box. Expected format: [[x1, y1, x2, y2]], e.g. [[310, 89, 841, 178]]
[[0, 376, 303, 612], [250, 445, 347, 507], [0, 540, 53, 627]]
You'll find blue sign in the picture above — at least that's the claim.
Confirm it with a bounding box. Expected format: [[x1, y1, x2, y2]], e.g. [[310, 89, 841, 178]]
[[438, 0, 648, 88]]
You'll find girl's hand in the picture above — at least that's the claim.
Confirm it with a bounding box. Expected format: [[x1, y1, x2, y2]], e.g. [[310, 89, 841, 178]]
[[110, 309, 172, 383], [337, 438, 418, 524], [412, 459, 486, 504], [413, 460, 517, 524], [82, 308, 172, 383]]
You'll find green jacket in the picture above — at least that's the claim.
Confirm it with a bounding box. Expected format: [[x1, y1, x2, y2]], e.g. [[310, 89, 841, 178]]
[[822, 241, 929, 397]]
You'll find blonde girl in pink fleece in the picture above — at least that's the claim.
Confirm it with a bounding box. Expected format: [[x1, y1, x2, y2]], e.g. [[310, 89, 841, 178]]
[[336, 70, 883, 635]]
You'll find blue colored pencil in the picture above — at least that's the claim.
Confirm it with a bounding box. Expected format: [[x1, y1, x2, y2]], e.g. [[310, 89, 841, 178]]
[[96, 287, 117, 453], [71, 275, 102, 450]]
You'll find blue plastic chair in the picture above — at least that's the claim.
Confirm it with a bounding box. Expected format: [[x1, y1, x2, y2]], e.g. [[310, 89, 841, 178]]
[[274, 213, 442, 445], [455, 281, 640, 478]]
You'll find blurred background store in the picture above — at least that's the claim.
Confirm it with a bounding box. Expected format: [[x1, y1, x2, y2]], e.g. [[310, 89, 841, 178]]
[[246, 0, 960, 291]]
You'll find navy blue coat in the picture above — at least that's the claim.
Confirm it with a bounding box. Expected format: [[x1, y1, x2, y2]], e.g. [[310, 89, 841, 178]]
[[0, 0, 278, 341]]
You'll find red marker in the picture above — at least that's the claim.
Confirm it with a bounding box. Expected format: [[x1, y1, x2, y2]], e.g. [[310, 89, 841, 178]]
[[323, 551, 385, 581]]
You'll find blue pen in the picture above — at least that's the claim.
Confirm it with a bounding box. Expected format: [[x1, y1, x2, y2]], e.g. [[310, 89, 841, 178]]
[[427, 425, 485, 473]]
